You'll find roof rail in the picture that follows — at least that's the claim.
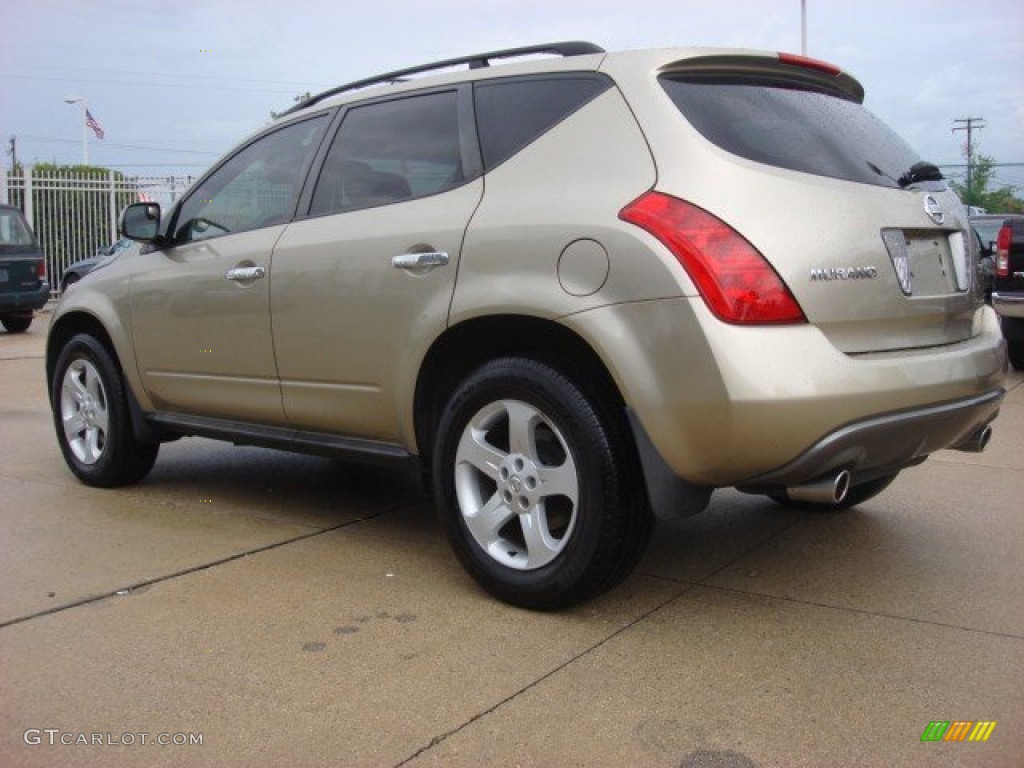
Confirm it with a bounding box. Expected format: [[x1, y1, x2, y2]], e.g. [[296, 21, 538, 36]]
[[282, 41, 606, 116]]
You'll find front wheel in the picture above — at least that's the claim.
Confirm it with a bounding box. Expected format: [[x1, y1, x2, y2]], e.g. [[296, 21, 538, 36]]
[[51, 334, 159, 487], [433, 358, 651, 610]]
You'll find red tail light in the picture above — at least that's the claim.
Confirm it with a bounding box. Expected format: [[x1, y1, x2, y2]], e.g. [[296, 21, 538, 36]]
[[37, 259, 47, 281], [996, 224, 1011, 277], [619, 192, 805, 325]]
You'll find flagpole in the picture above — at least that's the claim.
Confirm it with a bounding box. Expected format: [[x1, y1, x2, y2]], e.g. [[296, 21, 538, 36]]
[[64, 96, 88, 165], [801, 0, 808, 56]]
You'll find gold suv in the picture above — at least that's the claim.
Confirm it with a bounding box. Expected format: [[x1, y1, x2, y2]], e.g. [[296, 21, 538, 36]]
[[47, 42, 1007, 608]]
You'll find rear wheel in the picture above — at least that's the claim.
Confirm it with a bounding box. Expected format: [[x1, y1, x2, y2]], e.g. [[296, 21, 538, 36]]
[[433, 357, 651, 609], [1, 314, 32, 333], [52, 333, 159, 487], [770, 473, 898, 512]]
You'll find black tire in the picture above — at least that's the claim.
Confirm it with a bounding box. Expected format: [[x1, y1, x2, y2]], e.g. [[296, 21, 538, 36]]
[[433, 357, 651, 610], [51, 333, 159, 487], [770, 472, 898, 512], [1008, 340, 1024, 372], [1, 314, 32, 333]]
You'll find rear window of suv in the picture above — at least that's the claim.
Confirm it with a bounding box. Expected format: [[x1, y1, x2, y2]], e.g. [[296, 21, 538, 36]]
[[0, 208, 37, 248], [660, 74, 924, 189]]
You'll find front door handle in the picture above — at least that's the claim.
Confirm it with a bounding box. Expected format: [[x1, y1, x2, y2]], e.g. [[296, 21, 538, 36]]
[[391, 251, 450, 271], [225, 266, 266, 281]]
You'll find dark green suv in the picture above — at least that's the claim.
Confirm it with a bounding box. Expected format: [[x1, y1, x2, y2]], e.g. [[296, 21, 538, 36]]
[[0, 204, 49, 333]]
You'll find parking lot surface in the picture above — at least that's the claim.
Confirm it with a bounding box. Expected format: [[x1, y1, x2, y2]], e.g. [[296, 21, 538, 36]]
[[2, 318, 1022, 767]]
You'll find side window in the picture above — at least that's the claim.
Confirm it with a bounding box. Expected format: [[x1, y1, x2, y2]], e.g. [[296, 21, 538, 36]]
[[174, 116, 327, 242], [310, 91, 464, 216], [473, 75, 612, 171]]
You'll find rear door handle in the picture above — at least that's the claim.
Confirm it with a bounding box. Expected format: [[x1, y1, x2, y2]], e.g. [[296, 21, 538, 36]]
[[391, 251, 449, 271], [225, 266, 266, 281]]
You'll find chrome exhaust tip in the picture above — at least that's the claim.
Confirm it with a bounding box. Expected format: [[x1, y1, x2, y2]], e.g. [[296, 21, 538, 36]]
[[785, 469, 851, 505], [953, 425, 992, 453]]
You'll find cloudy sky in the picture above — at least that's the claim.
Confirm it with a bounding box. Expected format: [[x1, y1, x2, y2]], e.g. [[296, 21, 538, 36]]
[[1, 0, 1021, 191]]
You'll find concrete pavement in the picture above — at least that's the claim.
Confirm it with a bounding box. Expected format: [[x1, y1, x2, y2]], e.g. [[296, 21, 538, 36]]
[[1, 317, 1022, 767]]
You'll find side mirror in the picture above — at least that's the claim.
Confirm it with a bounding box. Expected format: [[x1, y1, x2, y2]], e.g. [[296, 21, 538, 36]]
[[120, 202, 162, 242]]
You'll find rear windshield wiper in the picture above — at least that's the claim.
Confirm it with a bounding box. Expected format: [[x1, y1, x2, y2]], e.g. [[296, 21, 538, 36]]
[[897, 161, 943, 188]]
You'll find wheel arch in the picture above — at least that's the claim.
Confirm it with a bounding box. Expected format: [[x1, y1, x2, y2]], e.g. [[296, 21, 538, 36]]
[[47, 310, 159, 444], [47, 311, 118, 385], [413, 314, 627, 466]]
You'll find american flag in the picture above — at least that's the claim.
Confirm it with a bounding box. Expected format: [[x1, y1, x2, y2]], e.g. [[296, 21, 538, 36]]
[[85, 109, 105, 140]]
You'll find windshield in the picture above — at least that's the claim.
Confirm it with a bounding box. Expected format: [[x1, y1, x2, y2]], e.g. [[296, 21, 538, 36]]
[[660, 75, 928, 189], [971, 220, 1003, 248]]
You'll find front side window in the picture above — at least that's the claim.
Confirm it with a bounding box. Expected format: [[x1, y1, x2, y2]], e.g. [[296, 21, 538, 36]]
[[174, 116, 327, 242], [309, 91, 464, 216], [661, 75, 925, 189]]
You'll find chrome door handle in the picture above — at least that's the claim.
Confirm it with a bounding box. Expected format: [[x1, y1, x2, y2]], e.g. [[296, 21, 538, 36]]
[[225, 266, 266, 281], [392, 251, 449, 270]]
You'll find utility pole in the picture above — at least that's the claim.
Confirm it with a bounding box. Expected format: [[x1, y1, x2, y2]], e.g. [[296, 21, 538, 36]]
[[952, 117, 985, 202], [7, 136, 16, 171]]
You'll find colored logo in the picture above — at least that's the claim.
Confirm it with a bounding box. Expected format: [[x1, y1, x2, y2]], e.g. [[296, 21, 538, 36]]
[[921, 720, 997, 742]]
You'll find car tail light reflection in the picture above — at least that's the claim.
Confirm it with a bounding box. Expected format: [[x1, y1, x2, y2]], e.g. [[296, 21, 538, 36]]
[[619, 192, 806, 325], [996, 224, 1011, 277]]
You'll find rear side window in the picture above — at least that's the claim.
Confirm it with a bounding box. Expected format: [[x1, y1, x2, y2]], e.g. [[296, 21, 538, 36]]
[[660, 76, 923, 189], [310, 90, 466, 215], [474, 75, 612, 171]]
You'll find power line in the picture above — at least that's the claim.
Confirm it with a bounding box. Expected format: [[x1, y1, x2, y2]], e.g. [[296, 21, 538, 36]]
[[0, 73, 304, 96], [17, 135, 221, 156], [936, 162, 1024, 168], [3, 62, 327, 89]]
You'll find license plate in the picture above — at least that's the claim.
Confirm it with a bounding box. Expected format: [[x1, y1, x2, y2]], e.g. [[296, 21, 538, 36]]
[[0, 268, 8, 283], [905, 233, 957, 295]]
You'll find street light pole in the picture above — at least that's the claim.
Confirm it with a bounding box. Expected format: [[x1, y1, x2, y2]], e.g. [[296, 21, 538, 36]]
[[64, 97, 88, 166]]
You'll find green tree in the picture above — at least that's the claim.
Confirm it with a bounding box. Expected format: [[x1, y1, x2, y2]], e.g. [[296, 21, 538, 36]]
[[950, 153, 1024, 212]]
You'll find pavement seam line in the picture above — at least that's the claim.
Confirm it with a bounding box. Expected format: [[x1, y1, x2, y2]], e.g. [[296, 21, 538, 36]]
[[394, 582, 698, 767], [699, 583, 1024, 641], [643, 512, 1024, 640], [0, 501, 417, 630]]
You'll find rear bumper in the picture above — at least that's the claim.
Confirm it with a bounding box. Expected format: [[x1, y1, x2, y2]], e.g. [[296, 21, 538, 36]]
[[736, 389, 1003, 491], [566, 298, 1007, 488], [992, 291, 1024, 320], [0, 283, 50, 313]]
